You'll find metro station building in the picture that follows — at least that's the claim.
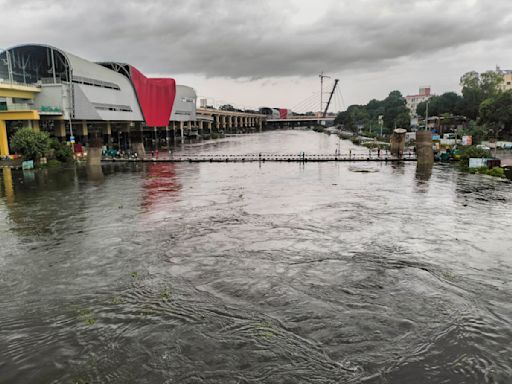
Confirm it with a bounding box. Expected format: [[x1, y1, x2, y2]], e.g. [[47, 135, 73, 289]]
[[0, 44, 197, 157]]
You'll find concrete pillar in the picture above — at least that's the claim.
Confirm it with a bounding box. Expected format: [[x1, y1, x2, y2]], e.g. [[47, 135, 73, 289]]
[[390, 129, 406, 157], [129, 122, 145, 156], [416, 130, 434, 165], [208, 122, 212, 135], [171, 121, 176, 142], [258, 118, 262, 132], [31, 120, 40, 132], [165, 125, 170, 150], [55, 120, 66, 139], [2, 167, 14, 204], [87, 124, 103, 166], [0, 120, 9, 157], [103, 121, 112, 146], [81, 120, 89, 145], [86, 147, 102, 166], [180, 121, 184, 144], [81, 121, 88, 136]]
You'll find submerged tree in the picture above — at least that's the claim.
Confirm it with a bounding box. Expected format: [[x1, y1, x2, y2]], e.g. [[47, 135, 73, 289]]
[[10, 128, 50, 161]]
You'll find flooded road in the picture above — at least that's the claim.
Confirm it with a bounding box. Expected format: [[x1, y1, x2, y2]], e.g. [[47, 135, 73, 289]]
[[0, 131, 511, 383]]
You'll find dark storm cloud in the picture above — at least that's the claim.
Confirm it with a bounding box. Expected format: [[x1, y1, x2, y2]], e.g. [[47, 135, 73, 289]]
[[1, 0, 511, 78]]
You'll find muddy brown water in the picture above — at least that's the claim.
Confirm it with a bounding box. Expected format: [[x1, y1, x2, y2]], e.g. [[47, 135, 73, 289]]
[[0, 131, 511, 383]]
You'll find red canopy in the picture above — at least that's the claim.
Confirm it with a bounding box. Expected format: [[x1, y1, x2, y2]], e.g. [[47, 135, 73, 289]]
[[130, 66, 176, 127]]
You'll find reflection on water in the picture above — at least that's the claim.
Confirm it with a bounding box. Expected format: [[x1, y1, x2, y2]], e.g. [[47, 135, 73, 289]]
[[416, 163, 433, 182], [0, 131, 511, 383], [142, 163, 181, 211]]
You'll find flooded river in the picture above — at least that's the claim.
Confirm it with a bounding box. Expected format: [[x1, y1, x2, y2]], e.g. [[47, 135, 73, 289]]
[[0, 131, 511, 383]]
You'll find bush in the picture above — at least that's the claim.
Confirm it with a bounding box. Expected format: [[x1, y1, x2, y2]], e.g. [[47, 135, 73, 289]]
[[469, 166, 506, 178], [47, 159, 63, 168], [487, 167, 506, 178], [350, 137, 361, 145], [10, 128, 50, 161], [459, 145, 491, 161], [50, 139, 74, 162]]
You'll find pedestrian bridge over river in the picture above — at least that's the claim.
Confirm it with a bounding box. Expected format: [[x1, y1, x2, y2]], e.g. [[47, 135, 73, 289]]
[[103, 153, 417, 163]]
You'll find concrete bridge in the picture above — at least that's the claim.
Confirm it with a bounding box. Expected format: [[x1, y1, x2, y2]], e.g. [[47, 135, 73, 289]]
[[196, 108, 265, 134], [265, 116, 336, 129]]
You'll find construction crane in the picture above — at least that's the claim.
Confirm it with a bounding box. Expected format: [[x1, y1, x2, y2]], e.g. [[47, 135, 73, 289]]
[[323, 79, 339, 117]]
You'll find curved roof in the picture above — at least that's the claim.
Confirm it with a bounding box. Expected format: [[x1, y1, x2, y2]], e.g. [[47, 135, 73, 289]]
[[4, 44, 144, 121]]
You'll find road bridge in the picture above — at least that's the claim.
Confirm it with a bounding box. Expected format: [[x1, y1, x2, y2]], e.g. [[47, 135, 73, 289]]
[[265, 116, 336, 129], [195, 108, 266, 135]]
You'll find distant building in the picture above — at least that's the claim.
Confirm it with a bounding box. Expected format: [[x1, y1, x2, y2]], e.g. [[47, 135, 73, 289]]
[[495, 66, 512, 91], [405, 87, 432, 128]]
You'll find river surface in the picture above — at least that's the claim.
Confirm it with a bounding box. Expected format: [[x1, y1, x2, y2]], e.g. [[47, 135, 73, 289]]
[[0, 130, 511, 383]]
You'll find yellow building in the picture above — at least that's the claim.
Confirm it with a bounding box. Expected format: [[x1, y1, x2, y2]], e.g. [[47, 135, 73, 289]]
[[0, 82, 41, 157], [502, 72, 512, 91]]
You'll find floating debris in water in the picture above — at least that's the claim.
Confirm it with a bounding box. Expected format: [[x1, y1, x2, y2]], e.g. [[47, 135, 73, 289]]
[[349, 167, 379, 173]]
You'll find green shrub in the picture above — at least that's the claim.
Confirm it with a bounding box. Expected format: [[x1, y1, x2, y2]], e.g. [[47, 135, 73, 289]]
[[487, 167, 505, 178], [10, 128, 50, 161], [47, 159, 62, 168], [459, 145, 491, 160], [470, 166, 506, 178], [50, 139, 74, 162], [350, 137, 361, 145]]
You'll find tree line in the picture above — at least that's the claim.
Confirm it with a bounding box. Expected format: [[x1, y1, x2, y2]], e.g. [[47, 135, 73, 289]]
[[335, 69, 512, 140], [334, 90, 410, 134]]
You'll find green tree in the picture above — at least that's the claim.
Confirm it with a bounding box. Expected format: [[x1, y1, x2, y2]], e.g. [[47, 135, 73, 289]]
[[479, 90, 512, 139], [335, 105, 369, 132], [10, 128, 50, 161], [416, 92, 464, 118], [50, 139, 74, 162], [382, 90, 410, 131], [219, 104, 235, 111], [459, 70, 503, 120]]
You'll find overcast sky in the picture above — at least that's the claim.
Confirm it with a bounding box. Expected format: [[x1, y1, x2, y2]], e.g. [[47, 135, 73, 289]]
[[1, 0, 511, 111]]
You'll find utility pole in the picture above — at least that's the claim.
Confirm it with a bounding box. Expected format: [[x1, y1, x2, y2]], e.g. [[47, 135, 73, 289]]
[[319, 71, 331, 114], [425, 100, 429, 131]]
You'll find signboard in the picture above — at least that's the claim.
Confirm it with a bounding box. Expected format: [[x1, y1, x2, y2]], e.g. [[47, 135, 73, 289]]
[[22, 160, 34, 170], [70, 135, 75, 144], [462, 136, 473, 146], [469, 158, 493, 169], [432, 135, 441, 141]]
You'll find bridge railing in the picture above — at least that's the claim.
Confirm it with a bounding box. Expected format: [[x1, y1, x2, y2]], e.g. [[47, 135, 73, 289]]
[[135, 152, 417, 161]]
